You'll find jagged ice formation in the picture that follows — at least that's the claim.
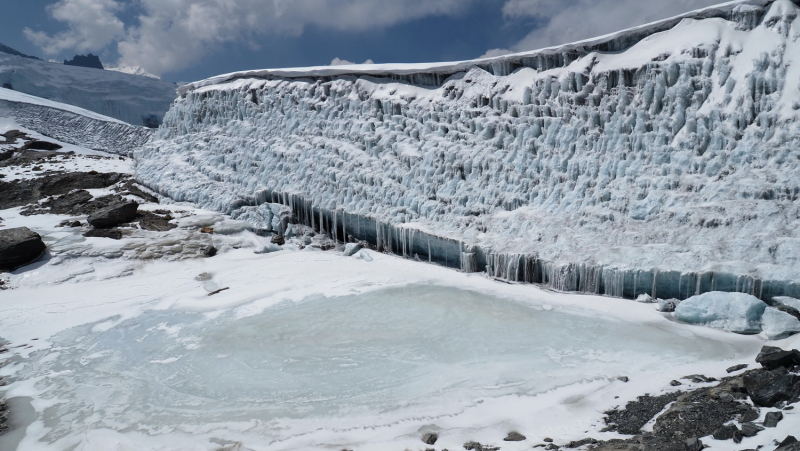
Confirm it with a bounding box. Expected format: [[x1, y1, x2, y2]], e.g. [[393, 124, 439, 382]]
[[137, 0, 800, 299]]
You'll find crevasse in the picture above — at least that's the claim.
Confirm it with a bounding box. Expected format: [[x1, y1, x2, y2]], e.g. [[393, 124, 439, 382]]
[[136, 0, 800, 299]]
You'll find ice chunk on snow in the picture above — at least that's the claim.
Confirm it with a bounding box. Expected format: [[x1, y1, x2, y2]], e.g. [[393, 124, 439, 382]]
[[674, 291, 767, 334], [358, 249, 373, 262], [658, 298, 680, 312], [761, 307, 800, 340], [343, 242, 362, 257], [636, 293, 655, 303]]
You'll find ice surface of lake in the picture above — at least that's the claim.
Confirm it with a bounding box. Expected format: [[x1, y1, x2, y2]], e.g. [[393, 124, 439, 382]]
[[4, 283, 761, 451]]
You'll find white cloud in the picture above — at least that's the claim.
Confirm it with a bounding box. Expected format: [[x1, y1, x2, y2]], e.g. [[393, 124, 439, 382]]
[[478, 48, 514, 59], [24, 0, 125, 55], [330, 57, 375, 66], [27, 0, 471, 76], [498, 0, 725, 54]]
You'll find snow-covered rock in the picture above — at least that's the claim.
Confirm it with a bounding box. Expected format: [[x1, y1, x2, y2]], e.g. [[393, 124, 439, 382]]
[[761, 306, 800, 339], [0, 51, 176, 126], [674, 291, 767, 334], [105, 66, 161, 80], [137, 0, 800, 296]]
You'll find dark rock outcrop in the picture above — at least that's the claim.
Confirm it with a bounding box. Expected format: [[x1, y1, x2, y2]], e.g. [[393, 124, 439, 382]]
[[63, 53, 104, 69], [83, 229, 123, 240], [603, 392, 681, 435], [756, 346, 800, 370], [0, 172, 126, 210], [0, 227, 45, 271], [743, 370, 800, 407], [87, 200, 138, 228], [504, 431, 526, 442]]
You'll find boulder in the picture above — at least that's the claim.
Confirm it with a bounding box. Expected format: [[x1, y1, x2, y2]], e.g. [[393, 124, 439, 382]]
[[685, 438, 703, 451], [504, 432, 526, 441], [712, 424, 742, 443], [270, 234, 285, 245], [0, 227, 46, 271], [756, 346, 800, 370], [727, 364, 748, 373], [740, 422, 763, 437], [764, 411, 783, 427], [87, 200, 138, 228], [421, 433, 438, 445], [742, 370, 800, 407], [776, 436, 800, 451]]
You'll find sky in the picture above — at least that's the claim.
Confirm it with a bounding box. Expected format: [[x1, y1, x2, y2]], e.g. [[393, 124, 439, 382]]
[[0, 0, 724, 83]]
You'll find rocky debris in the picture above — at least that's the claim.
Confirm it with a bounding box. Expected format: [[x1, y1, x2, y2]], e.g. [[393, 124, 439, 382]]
[[21, 140, 62, 151], [603, 392, 681, 435], [727, 364, 749, 373], [743, 368, 800, 407], [208, 287, 229, 296], [1, 129, 29, 144], [740, 421, 764, 437], [270, 234, 285, 245], [741, 407, 760, 422], [617, 376, 630, 382], [0, 147, 73, 168], [504, 432, 526, 442], [0, 171, 126, 209], [0, 399, 7, 434], [200, 227, 214, 234], [712, 424, 742, 443], [0, 227, 46, 271], [681, 374, 716, 383], [136, 210, 176, 231], [22, 190, 127, 217], [684, 437, 703, 451], [669, 380, 682, 386], [756, 346, 800, 370], [83, 229, 123, 240], [776, 436, 800, 451], [464, 442, 499, 451], [116, 179, 159, 203], [422, 433, 438, 445], [87, 200, 138, 228], [764, 410, 783, 427], [651, 377, 750, 441], [565, 438, 598, 448], [203, 245, 217, 257]]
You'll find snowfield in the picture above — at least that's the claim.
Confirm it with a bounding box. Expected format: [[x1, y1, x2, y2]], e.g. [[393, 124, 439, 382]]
[[138, 0, 800, 300], [0, 52, 177, 127]]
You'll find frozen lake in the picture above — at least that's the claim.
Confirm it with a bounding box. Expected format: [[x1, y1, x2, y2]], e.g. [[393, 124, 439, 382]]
[[1, 279, 763, 451]]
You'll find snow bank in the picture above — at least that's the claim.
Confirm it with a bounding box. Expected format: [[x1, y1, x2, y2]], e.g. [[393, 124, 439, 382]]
[[137, 0, 800, 298], [0, 52, 176, 126], [674, 291, 767, 333]]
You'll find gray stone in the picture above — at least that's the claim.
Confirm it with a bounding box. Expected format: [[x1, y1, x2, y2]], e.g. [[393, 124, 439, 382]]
[[684, 437, 703, 451], [422, 433, 438, 445], [755, 346, 800, 370], [764, 410, 783, 427], [740, 422, 763, 437], [270, 235, 285, 245], [83, 229, 122, 240], [712, 424, 742, 443], [0, 227, 45, 271], [726, 364, 748, 373], [504, 431, 526, 441], [743, 370, 800, 407], [87, 200, 138, 228]]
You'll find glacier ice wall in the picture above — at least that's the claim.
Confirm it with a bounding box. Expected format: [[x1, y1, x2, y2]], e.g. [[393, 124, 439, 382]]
[[0, 52, 177, 127], [0, 93, 153, 154], [137, 0, 800, 298]]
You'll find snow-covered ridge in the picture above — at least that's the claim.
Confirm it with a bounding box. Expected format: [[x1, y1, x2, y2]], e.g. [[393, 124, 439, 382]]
[[179, 0, 772, 94], [0, 52, 177, 127], [138, 0, 800, 298], [1, 88, 153, 154]]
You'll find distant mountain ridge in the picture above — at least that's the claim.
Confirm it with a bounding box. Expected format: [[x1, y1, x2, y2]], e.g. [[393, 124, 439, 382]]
[[0, 42, 38, 60]]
